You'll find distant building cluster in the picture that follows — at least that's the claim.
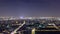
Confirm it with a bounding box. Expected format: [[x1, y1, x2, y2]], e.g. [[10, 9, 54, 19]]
[[0, 17, 60, 20]]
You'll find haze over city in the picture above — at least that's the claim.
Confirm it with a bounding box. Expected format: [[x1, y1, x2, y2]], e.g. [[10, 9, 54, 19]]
[[0, 0, 60, 34], [0, 0, 60, 17]]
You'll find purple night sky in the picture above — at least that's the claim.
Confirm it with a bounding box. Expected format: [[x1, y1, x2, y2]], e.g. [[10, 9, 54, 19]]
[[0, 0, 60, 17]]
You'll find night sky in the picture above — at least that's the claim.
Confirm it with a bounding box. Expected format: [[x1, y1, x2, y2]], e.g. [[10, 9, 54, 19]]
[[0, 0, 60, 17]]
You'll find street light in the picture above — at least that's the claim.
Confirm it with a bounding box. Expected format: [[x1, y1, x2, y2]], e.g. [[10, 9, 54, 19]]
[[31, 28, 35, 34]]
